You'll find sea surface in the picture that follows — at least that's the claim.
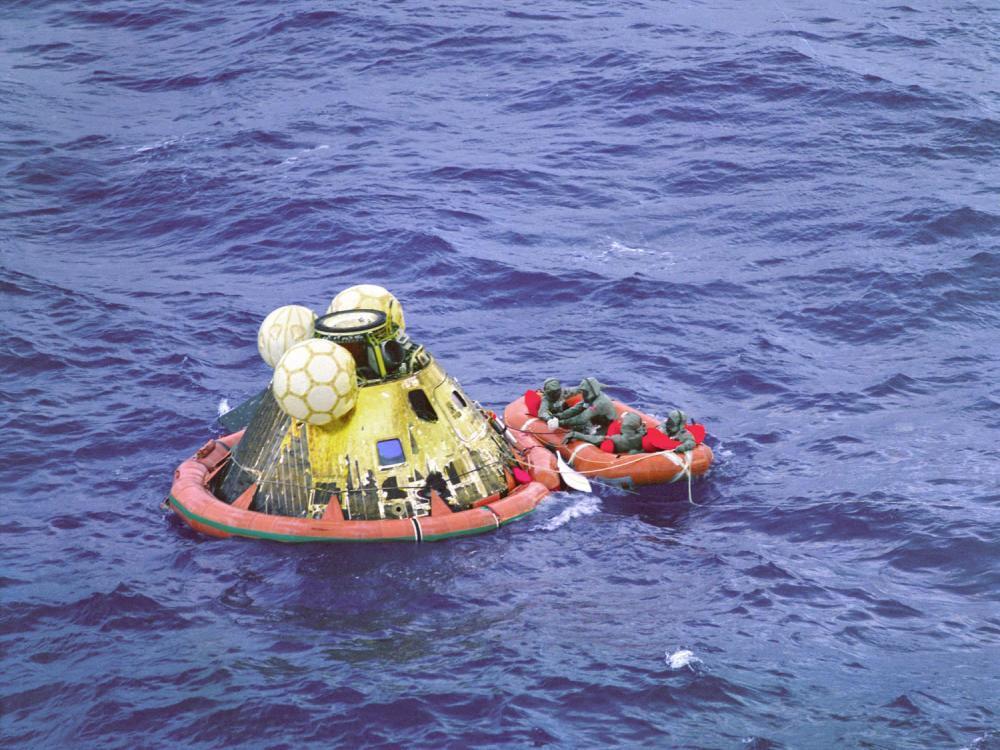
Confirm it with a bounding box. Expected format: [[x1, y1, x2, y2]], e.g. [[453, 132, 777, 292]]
[[2, 1, 998, 748]]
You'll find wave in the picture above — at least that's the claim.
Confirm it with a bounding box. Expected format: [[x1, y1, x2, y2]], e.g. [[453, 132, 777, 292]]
[[533, 493, 601, 531]]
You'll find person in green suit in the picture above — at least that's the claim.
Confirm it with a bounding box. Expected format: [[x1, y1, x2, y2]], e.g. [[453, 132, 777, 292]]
[[557, 377, 617, 433], [539, 378, 581, 428], [660, 410, 696, 453], [569, 412, 646, 453]]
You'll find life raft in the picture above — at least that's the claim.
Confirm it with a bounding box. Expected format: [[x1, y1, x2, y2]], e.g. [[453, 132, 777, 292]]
[[167, 427, 558, 543], [503, 395, 714, 487]]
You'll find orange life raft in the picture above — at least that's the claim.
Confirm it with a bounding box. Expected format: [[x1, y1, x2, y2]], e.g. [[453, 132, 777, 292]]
[[503, 395, 714, 488], [168, 427, 558, 543]]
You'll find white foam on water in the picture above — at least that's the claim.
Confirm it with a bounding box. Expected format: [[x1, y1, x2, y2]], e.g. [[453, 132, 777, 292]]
[[597, 238, 676, 273], [134, 137, 180, 154], [708, 437, 732, 464], [666, 649, 701, 670], [282, 144, 331, 165], [609, 240, 648, 254], [217, 398, 231, 417], [533, 493, 601, 531], [963, 731, 1000, 750]]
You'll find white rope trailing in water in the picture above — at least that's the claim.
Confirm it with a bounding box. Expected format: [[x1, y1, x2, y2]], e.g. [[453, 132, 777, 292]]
[[660, 449, 698, 506]]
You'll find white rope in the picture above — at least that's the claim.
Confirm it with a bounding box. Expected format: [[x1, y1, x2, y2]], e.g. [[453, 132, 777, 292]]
[[561, 447, 686, 475], [567, 442, 589, 466], [558, 446, 699, 504], [682, 451, 697, 505], [657, 449, 697, 504]]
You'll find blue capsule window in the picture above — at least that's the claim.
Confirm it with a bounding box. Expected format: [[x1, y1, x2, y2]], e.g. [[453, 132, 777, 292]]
[[377, 438, 406, 467]]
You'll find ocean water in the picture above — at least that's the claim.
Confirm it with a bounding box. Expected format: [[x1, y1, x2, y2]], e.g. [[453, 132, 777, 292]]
[[2, 1, 999, 748]]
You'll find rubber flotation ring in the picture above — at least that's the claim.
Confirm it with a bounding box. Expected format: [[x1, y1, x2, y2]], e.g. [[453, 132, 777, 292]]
[[503, 395, 714, 487], [168, 427, 557, 543]]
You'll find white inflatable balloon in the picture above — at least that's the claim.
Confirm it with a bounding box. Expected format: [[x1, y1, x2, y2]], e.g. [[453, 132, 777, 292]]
[[272, 340, 357, 426], [257, 305, 316, 368], [327, 284, 404, 332]]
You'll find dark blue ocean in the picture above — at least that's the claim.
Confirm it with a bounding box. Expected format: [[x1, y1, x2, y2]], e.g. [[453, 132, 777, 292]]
[[2, 1, 999, 747]]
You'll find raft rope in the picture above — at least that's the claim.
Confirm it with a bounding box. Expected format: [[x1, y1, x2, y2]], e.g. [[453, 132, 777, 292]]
[[569, 449, 697, 505], [505, 422, 700, 505]]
